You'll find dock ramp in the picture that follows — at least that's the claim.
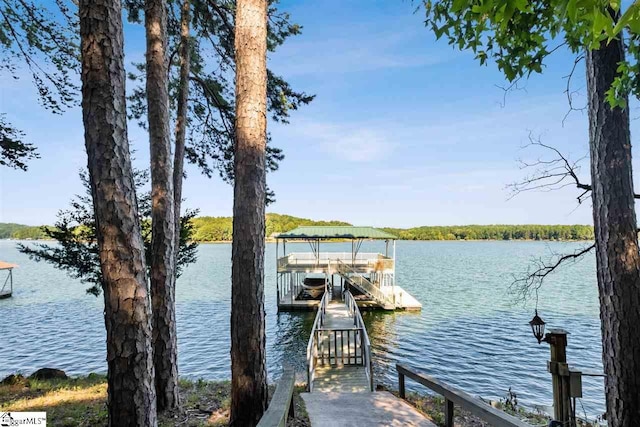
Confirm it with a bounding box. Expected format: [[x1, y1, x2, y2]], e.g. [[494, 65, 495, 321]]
[[303, 289, 435, 426], [335, 260, 396, 310], [306, 289, 373, 392]]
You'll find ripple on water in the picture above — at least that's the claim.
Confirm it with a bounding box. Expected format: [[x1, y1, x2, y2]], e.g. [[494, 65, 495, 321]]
[[0, 240, 605, 417]]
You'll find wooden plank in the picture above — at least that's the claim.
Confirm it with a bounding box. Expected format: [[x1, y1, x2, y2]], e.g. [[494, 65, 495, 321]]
[[257, 367, 296, 427], [312, 366, 370, 393], [396, 364, 533, 427]]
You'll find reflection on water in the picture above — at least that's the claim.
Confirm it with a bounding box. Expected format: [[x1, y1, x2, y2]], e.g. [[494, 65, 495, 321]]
[[0, 240, 604, 417]]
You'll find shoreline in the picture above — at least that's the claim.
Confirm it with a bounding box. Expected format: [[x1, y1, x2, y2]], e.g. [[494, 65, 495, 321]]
[[0, 372, 552, 427], [2, 238, 596, 244], [198, 238, 596, 244]]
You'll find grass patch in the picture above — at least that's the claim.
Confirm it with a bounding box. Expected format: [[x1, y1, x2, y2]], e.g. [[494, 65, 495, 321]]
[[0, 374, 310, 427], [0, 374, 107, 427]]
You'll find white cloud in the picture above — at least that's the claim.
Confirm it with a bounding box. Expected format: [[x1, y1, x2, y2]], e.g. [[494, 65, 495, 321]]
[[283, 120, 393, 162], [321, 128, 391, 161], [269, 26, 455, 76]]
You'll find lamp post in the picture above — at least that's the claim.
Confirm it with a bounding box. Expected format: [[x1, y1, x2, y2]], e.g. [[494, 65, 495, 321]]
[[529, 311, 575, 426]]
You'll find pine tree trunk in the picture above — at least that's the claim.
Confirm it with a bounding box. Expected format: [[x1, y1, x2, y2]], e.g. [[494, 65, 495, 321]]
[[79, 0, 157, 425], [587, 36, 640, 426], [146, 0, 179, 411], [173, 0, 191, 256], [230, 0, 268, 425]]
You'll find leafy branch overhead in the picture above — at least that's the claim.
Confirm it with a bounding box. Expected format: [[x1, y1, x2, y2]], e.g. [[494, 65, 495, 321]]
[[0, 0, 79, 169], [126, 0, 314, 186], [424, 0, 640, 107], [0, 114, 38, 170]]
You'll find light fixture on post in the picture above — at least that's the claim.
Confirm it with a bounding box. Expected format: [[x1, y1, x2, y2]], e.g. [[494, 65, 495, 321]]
[[529, 309, 546, 344], [528, 309, 577, 425]]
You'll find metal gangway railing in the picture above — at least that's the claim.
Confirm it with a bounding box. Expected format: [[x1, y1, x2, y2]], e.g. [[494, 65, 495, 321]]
[[306, 286, 330, 391], [306, 289, 374, 392], [335, 259, 395, 310]]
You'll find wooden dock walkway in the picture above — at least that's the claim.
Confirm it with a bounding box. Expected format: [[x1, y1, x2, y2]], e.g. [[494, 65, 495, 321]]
[[301, 391, 436, 426], [303, 292, 435, 426], [311, 366, 370, 393]]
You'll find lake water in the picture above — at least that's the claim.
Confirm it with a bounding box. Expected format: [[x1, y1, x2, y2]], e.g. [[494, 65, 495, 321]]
[[0, 239, 605, 418]]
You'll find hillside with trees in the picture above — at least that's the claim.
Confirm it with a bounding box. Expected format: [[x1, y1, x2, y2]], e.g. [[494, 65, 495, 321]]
[[383, 224, 594, 241], [0, 223, 50, 240], [2, 216, 594, 242]]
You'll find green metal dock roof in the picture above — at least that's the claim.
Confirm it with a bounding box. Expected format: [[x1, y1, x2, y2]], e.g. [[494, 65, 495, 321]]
[[277, 226, 397, 240]]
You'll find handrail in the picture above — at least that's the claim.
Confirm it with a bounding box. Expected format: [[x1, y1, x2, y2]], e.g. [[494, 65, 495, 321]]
[[306, 285, 330, 392], [257, 366, 296, 427], [277, 253, 394, 272], [345, 290, 374, 391], [285, 252, 392, 261], [336, 260, 395, 309], [396, 364, 534, 427]]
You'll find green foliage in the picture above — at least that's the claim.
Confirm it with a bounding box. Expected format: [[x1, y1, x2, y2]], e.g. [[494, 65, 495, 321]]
[[182, 216, 596, 242], [265, 213, 351, 237], [423, 0, 640, 106], [17, 170, 198, 296], [0, 223, 48, 239], [0, 0, 79, 170], [383, 224, 594, 241], [125, 0, 314, 202], [190, 213, 350, 241], [0, 223, 25, 239], [190, 216, 234, 242], [0, 374, 311, 427], [0, 0, 78, 112], [3, 217, 595, 243], [9, 225, 51, 240], [0, 115, 38, 170]]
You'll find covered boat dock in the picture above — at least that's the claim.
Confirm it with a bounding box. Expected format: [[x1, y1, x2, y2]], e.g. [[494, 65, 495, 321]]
[[275, 226, 421, 311]]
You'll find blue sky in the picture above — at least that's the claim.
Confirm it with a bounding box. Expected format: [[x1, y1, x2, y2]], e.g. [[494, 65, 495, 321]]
[[0, 0, 630, 227]]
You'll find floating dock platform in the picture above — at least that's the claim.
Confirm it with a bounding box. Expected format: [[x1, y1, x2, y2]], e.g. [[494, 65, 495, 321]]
[[274, 226, 421, 312], [0, 261, 16, 299]]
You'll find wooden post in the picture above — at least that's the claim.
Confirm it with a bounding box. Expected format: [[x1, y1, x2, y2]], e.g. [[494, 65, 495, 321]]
[[444, 398, 454, 427], [398, 371, 405, 399], [546, 329, 571, 425], [288, 395, 295, 419]]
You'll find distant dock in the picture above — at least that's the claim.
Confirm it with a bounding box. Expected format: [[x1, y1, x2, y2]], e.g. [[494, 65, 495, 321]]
[[0, 261, 17, 299]]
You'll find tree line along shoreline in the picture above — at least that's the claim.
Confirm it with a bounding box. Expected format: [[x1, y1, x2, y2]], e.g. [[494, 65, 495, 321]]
[[0, 213, 594, 242]]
